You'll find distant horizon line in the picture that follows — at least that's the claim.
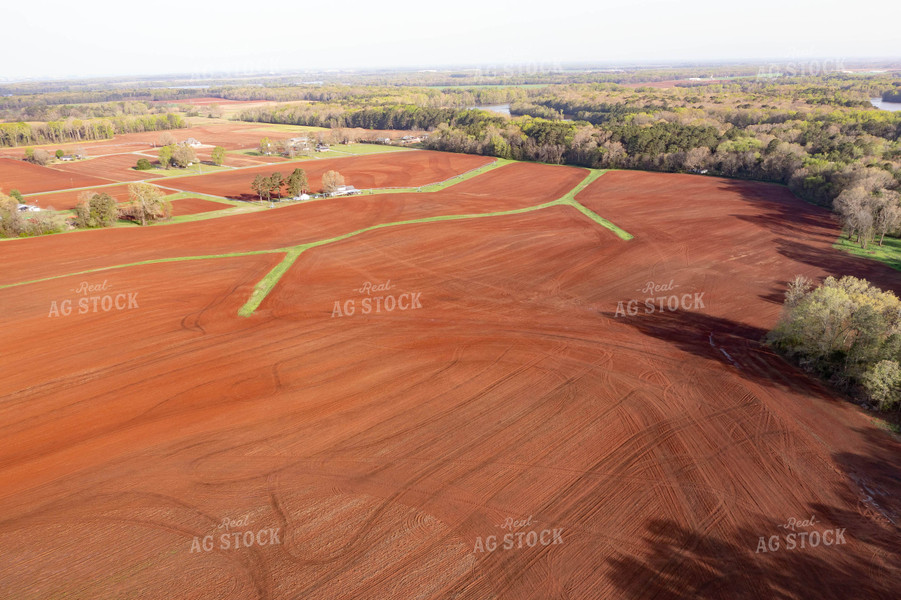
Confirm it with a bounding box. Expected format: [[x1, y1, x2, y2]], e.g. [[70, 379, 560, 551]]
[[3, 56, 900, 87]]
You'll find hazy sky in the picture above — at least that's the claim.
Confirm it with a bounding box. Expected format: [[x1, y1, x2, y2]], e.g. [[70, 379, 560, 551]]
[[2, 0, 898, 80]]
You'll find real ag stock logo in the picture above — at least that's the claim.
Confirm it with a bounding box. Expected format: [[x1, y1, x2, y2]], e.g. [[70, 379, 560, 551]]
[[189, 514, 282, 553], [472, 515, 564, 554], [48, 280, 139, 317], [331, 279, 423, 318], [755, 514, 848, 554], [614, 279, 706, 318]]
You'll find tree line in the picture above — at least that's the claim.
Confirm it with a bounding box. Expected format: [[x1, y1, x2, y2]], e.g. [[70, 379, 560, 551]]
[[0, 183, 175, 238], [0, 113, 185, 147], [769, 275, 901, 411]]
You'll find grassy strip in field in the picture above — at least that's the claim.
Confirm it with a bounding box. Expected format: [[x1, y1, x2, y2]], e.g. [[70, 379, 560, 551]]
[[146, 163, 233, 177], [554, 169, 634, 241], [162, 192, 266, 224], [163, 191, 245, 207], [327, 143, 417, 155], [3, 165, 633, 319], [365, 158, 514, 195], [21, 181, 130, 200], [236, 167, 631, 315], [834, 236, 901, 272], [0, 249, 289, 291], [238, 247, 304, 317]]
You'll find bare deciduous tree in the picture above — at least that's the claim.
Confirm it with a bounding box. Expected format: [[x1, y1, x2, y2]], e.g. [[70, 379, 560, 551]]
[[321, 170, 345, 194]]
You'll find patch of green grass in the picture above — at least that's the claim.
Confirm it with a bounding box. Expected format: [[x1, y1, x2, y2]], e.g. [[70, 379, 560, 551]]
[[229, 149, 269, 157], [551, 168, 634, 241], [873, 415, 901, 435], [162, 191, 240, 206], [0, 249, 288, 291], [834, 235, 901, 272], [328, 143, 415, 155], [238, 247, 304, 317], [149, 163, 232, 177], [365, 158, 513, 195]]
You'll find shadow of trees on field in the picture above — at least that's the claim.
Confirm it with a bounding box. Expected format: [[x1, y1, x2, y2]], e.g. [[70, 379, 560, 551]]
[[772, 238, 901, 296], [605, 507, 900, 600], [714, 179, 901, 295], [830, 425, 901, 530], [599, 308, 837, 400]]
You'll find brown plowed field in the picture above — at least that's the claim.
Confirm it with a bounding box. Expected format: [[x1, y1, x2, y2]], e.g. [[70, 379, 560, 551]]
[[28, 183, 176, 211], [48, 153, 165, 182], [170, 197, 232, 216], [0, 141, 156, 159], [1, 164, 899, 599], [0, 162, 583, 285], [0, 157, 111, 194], [164, 150, 495, 198], [192, 148, 283, 168]]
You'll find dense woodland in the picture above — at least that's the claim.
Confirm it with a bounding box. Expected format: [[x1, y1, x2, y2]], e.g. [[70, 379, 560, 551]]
[[770, 276, 901, 411], [233, 76, 901, 239]]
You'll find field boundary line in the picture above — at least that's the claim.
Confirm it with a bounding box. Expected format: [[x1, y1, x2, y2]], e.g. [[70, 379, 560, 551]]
[[0, 249, 290, 291], [237, 168, 631, 316], [551, 169, 634, 241]]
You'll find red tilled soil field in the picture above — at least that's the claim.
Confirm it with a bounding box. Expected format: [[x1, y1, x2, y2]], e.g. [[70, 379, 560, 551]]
[[28, 183, 176, 211], [0, 140, 156, 160], [0, 162, 582, 285], [164, 150, 495, 199], [48, 153, 165, 183], [0, 157, 110, 195], [1, 164, 899, 599], [192, 148, 285, 168], [170, 197, 232, 216]]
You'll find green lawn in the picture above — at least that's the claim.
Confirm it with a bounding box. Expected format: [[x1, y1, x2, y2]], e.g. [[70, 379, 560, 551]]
[[835, 235, 901, 272], [328, 143, 416, 155], [145, 163, 232, 177]]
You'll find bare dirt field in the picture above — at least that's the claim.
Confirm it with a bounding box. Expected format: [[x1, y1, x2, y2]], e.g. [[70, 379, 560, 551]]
[[0, 157, 111, 195], [169, 197, 232, 216], [28, 183, 176, 211], [164, 150, 495, 199], [0, 164, 899, 599], [48, 153, 165, 183], [0, 162, 581, 284]]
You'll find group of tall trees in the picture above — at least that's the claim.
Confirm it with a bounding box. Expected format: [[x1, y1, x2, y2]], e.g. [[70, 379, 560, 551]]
[[769, 275, 901, 411], [74, 192, 118, 228], [834, 187, 901, 248], [156, 133, 197, 169], [120, 183, 171, 226], [250, 168, 309, 202], [0, 113, 185, 147], [0, 183, 174, 239]]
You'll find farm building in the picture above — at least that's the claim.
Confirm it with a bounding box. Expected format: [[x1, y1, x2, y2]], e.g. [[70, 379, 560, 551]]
[[330, 185, 359, 197]]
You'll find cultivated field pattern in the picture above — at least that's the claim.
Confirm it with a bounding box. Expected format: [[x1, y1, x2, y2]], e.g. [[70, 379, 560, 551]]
[[1, 144, 899, 599]]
